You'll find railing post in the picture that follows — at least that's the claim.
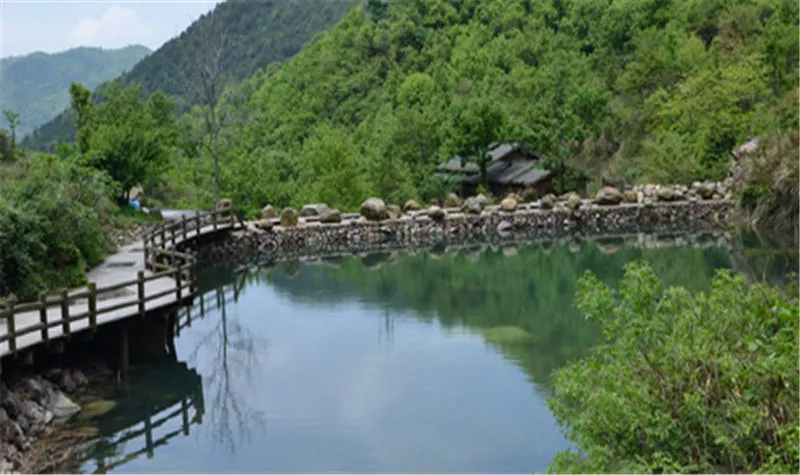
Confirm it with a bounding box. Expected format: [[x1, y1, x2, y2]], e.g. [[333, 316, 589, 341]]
[[200, 292, 205, 318], [88, 282, 97, 332], [170, 225, 177, 247], [160, 227, 166, 250], [138, 271, 146, 318], [182, 216, 188, 241], [39, 292, 49, 344], [144, 234, 150, 269], [213, 210, 218, 231], [145, 415, 154, 459], [195, 211, 201, 236], [181, 397, 190, 435], [176, 265, 183, 301], [7, 295, 16, 355], [60, 289, 70, 337]]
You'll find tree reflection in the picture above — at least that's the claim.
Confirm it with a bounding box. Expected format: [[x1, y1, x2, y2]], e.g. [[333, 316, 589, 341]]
[[188, 283, 268, 454]]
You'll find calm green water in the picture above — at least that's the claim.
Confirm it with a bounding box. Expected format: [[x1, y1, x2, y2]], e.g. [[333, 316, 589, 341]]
[[56, 232, 797, 474]]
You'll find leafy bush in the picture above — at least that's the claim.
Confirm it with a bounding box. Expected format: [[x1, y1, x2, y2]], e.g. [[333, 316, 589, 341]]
[[0, 156, 115, 298], [548, 261, 799, 474]]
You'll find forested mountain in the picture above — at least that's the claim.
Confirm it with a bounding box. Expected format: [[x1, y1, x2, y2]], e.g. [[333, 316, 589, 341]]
[[163, 0, 796, 217], [0, 45, 151, 136], [22, 0, 357, 152]]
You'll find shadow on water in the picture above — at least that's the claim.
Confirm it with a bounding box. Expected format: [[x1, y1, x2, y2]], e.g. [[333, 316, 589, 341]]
[[53, 230, 797, 474]]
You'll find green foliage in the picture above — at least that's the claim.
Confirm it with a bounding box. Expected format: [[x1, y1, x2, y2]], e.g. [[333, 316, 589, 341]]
[[72, 83, 176, 202], [548, 261, 799, 473], [0, 155, 116, 298], [1, 45, 150, 137]]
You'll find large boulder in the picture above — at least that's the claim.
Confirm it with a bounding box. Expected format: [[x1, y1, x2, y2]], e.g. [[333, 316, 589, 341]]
[[594, 186, 624, 205], [566, 194, 582, 211], [506, 192, 524, 204], [657, 187, 675, 202], [319, 209, 342, 223], [697, 183, 716, 200], [45, 390, 81, 420], [215, 198, 234, 211], [300, 203, 329, 217], [387, 204, 403, 220], [499, 197, 517, 212], [461, 196, 484, 214], [540, 194, 556, 210], [427, 205, 446, 221], [403, 199, 421, 212], [280, 207, 299, 227], [443, 193, 462, 208], [260, 205, 278, 219], [360, 198, 388, 221]]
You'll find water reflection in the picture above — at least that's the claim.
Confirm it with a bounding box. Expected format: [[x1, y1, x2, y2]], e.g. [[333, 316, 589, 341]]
[[55, 230, 797, 474]]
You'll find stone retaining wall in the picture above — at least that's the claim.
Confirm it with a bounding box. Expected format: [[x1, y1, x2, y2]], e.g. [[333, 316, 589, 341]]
[[184, 200, 734, 266]]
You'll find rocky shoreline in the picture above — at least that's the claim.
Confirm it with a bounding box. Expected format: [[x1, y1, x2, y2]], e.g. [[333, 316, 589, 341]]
[[187, 195, 734, 266], [0, 363, 119, 474]]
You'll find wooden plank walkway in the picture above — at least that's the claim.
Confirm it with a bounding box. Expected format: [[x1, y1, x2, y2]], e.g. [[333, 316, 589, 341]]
[[0, 209, 240, 359]]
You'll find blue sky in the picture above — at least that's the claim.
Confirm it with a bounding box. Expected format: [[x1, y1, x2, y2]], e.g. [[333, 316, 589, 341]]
[[1, 0, 224, 58]]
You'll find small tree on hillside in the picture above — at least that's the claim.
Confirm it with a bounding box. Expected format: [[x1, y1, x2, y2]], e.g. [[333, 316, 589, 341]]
[[69, 82, 94, 154], [179, 12, 229, 205], [446, 96, 507, 189], [2, 109, 20, 157]]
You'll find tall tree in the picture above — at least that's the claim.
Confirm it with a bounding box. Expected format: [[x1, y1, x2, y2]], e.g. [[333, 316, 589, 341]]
[[446, 96, 507, 189], [181, 13, 229, 205], [2, 110, 20, 157], [68, 82, 93, 154]]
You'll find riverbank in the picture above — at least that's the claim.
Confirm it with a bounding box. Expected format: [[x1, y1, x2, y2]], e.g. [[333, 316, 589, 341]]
[[0, 362, 119, 473]]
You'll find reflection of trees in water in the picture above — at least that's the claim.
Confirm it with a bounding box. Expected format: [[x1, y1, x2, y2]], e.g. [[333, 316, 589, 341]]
[[189, 285, 268, 454]]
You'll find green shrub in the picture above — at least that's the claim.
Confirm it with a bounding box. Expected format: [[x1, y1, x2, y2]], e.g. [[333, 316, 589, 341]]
[[548, 261, 799, 474], [0, 156, 115, 298]]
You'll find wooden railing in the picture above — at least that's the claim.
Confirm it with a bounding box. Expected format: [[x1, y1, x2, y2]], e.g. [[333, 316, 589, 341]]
[[0, 205, 244, 357]]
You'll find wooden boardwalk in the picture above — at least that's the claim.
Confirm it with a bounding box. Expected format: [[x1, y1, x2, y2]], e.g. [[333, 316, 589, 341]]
[[0, 208, 241, 359]]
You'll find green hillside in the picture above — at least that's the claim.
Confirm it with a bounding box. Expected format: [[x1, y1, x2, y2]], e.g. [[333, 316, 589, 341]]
[[21, 0, 357, 152], [1, 45, 151, 136], [171, 0, 795, 216]]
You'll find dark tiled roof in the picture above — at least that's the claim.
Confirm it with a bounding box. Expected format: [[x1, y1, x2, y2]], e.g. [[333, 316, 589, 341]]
[[462, 159, 552, 185], [436, 142, 530, 173]]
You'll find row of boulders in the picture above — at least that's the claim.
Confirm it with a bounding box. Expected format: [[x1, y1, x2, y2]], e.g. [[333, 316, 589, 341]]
[[1, 369, 89, 472], [251, 180, 733, 231]]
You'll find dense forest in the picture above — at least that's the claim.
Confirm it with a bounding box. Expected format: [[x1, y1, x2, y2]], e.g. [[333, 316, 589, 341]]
[[141, 0, 797, 225], [21, 0, 357, 153], [0, 45, 151, 136]]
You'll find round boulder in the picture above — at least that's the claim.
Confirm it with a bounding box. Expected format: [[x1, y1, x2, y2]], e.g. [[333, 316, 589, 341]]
[[261, 205, 278, 219], [499, 197, 517, 212], [215, 198, 234, 211], [657, 187, 675, 202], [319, 209, 342, 223], [461, 196, 484, 214], [623, 191, 638, 203], [300, 203, 329, 217], [403, 199, 421, 212], [280, 207, 299, 227], [566, 194, 582, 211], [360, 198, 388, 221], [443, 193, 462, 208], [540, 193, 556, 210], [506, 192, 524, 204], [387, 204, 403, 220], [594, 186, 624, 205], [427, 205, 446, 221]]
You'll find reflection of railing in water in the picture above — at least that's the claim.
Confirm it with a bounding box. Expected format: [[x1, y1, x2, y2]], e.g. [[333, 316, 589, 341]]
[[174, 271, 249, 335], [89, 387, 204, 474]]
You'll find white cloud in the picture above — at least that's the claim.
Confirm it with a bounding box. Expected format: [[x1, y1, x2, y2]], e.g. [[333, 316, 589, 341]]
[[69, 5, 154, 49]]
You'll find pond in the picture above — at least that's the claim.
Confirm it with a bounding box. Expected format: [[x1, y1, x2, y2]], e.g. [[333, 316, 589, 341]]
[[54, 231, 797, 474]]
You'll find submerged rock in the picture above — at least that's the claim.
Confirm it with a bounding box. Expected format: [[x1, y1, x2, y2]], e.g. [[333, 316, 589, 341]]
[[45, 391, 81, 420], [481, 326, 535, 345], [78, 400, 117, 420]]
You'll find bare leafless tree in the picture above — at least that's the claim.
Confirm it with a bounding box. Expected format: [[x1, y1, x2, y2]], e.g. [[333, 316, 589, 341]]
[[177, 12, 229, 205]]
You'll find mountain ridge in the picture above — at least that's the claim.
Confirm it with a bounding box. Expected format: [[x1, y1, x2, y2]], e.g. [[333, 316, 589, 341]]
[[1, 45, 152, 135]]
